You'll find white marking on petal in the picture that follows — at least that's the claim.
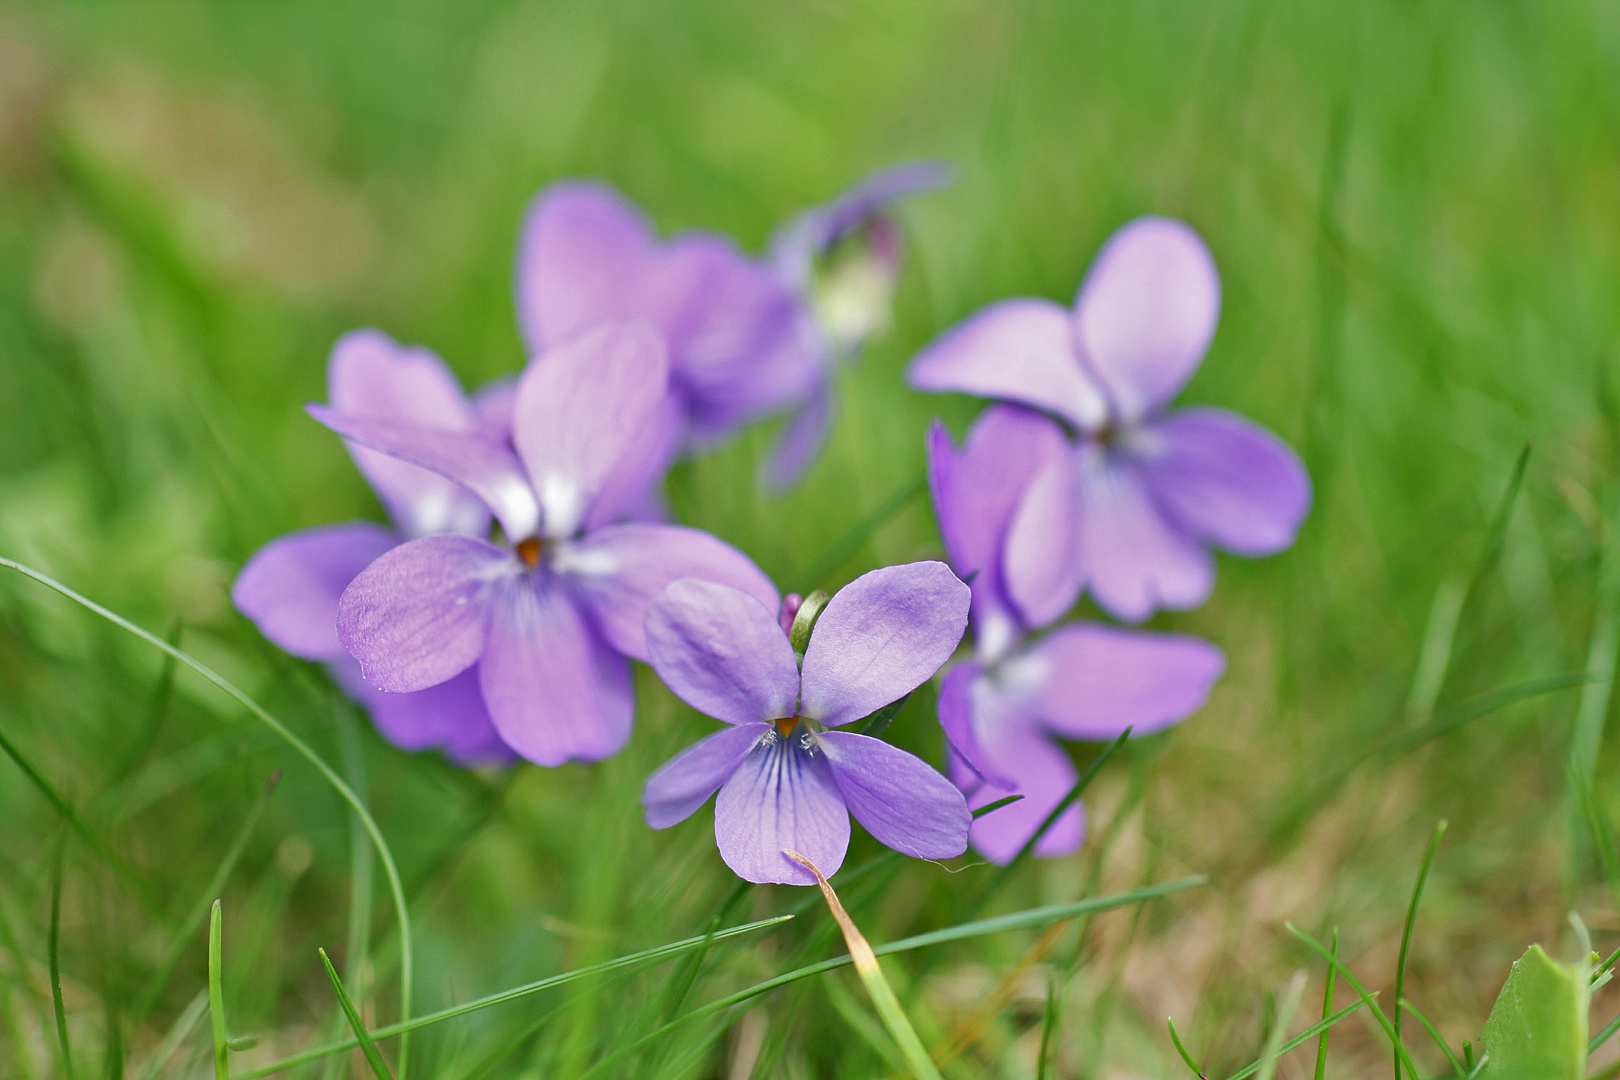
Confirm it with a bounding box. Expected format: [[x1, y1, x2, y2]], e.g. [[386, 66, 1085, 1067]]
[[549, 542, 620, 579], [538, 474, 586, 539]]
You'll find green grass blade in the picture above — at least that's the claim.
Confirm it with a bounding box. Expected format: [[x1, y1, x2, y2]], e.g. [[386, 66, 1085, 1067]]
[[1167, 1015, 1204, 1077], [1286, 924, 1422, 1080], [51, 831, 76, 1080], [971, 794, 1024, 819], [1394, 821, 1446, 1080], [0, 557, 416, 1080], [1036, 973, 1058, 1080], [1314, 929, 1338, 1080], [0, 719, 133, 886], [1378, 674, 1592, 762], [208, 901, 227, 1080], [577, 876, 1206, 1080], [233, 915, 796, 1078], [1257, 971, 1307, 1080], [1589, 1008, 1620, 1056], [1397, 998, 1464, 1078], [320, 948, 395, 1080], [1223, 1000, 1367, 1080]]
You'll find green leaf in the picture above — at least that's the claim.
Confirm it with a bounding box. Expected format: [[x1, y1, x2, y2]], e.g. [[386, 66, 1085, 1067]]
[[1478, 945, 1586, 1080]]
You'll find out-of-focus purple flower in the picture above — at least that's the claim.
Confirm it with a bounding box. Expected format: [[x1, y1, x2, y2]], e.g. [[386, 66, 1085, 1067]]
[[232, 330, 514, 765], [515, 165, 946, 493], [641, 562, 971, 885], [928, 405, 1225, 862], [910, 216, 1311, 623], [309, 320, 780, 767], [761, 161, 951, 488]]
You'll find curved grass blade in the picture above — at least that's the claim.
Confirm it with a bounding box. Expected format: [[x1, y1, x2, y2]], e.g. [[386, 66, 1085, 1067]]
[[1035, 973, 1058, 1080], [234, 915, 794, 1079], [1394, 821, 1446, 1080], [1223, 1000, 1366, 1080], [320, 949, 394, 1080], [785, 850, 943, 1080], [1167, 1016, 1205, 1077], [208, 902, 227, 1080], [0, 557, 416, 1080], [972, 794, 1023, 819], [51, 830, 76, 1080], [579, 876, 1206, 1080], [1397, 998, 1464, 1078], [1286, 924, 1421, 1080]]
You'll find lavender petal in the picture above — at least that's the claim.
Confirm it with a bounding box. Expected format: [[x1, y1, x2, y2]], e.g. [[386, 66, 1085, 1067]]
[[715, 732, 850, 885], [333, 660, 515, 765], [643, 579, 800, 725], [817, 730, 969, 860], [949, 710, 1084, 864], [1002, 448, 1087, 629], [1024, 623, 1224, 740], [233, 522, 396, 661], [642, 722, 773, 829]]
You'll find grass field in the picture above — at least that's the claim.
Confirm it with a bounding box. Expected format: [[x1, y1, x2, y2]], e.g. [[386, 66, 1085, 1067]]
[[3, 1, 1620, 1077]]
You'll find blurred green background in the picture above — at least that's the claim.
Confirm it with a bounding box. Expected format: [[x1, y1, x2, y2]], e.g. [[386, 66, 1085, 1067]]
[[3, 1, 1620, 1076]]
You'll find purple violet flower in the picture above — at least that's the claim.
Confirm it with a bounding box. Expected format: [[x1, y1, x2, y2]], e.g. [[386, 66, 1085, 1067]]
[[909, 216, 1311, 623], [514, 165, 946, 493], [307, 319, 781, 767], [640, 562, 972, 885], [232, 330, 514, 764], [928, 405, 1226, 862]]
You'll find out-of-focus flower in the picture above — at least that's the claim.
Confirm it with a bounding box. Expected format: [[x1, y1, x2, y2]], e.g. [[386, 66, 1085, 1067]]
[[762, 161, 950, 487], [515, 164, 946, 493], [928, 405, 1225, 862], [910, 217, 1311, 623], [311, 320, 779, 767], [640, 562, 971, 885], [233, 330, 513, 764]]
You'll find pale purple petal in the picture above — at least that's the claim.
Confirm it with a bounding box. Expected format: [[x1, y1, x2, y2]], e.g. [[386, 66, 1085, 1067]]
[[1073, 217, 1220, 421], [1002, 449, 1087, 629], [1136, 407, 1311, 556], [936, 661, 1015, 790], [233, 522, 396, 661], [928, 406, 1068, 650], [333, 660, 515, 765], [642, 579, 799, 725], [1074, 447, 1214, 622], [583, 391, 685, 531], [512, 320, 670, 538], [798, 561, 970, 728], [952, 715, 1085, 864], [307, 405, 540, 541], [817, 731, 969, 859], [515, 181, 657, 355], [336, 535, 513, 693], [642, 722, 773, 829], [715, 733, 850, 885], [327, 330, 488, 538], [560, 523, 781, 663], [761, 384, 833, 492], [908, 299, 1108, 431], [479, 579, 632, 766], [471, 377, 517, 441], [1021, 624, 1223, 740]]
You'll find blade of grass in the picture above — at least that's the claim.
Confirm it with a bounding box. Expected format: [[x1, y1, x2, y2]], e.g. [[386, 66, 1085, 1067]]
[[133, 990, 208, 1080], [1167, 1016, 1205, 1077], [1396, 998, 1464, 1078], [114, 618, 182, 779], [1286, 924, 1422, 1080], [1257, 971, 1307, 1080], [208, 901, 227, 1080], [794, 471, 927, 591], [972, 794, 1023, 819], [0, 558, 416, 1080], [132, 772, 278, 1028], [1590, 1009, 1620, 1056], [935, 918, 1068, 1069], [0, 719, 131, 884], [1223, 1000, 1367, 1080], [1314, 929, 1338, 1080], [784, 850, 943, 1080], [51, 829, 76, 1080], [234, 915, 795, 1078], [327, 708, 375, 1080], [1394, 821, 1446, 1080], [577, 876, 1206, 1080], [1036, 973, 1058, 1080], [320, 949, 394, 1080]]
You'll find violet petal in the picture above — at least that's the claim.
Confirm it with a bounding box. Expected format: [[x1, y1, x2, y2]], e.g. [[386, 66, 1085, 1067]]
[[936, 661, 1015, 790], [1002, 449, 1087, 629], [817, 730, 969, 860], [233, 522, 395, 662], [715, 732, 849, 885], [336, 534, 512, 693], [1072, 216, 1220, 422], [643, 579, 800, 725], [642, 721, 773, 829], [512, 320, 670, 539], [307, 405, 540, 541], [1024, 624, 1224, 740], [327, 330, 489, 539], [479, 579, 632, 767], [1136, 406, 1311, 556], [908, 298, 1108, 431], [798, 561, 970, 728], [948, 708, 1084, 864], [761, 384, 834, 492], [332, 659, 515, 765]]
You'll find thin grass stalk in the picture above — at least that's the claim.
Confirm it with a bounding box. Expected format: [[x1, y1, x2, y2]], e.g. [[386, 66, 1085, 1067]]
[[784, 850, 943, 1080], [1036, 972, 1058, 1080], [0, 558, 416, 1080], [1314, 929, 1338, 1080], [1394, 821, 1446, 1080], [320, 949, 395, 1080], [1256, 971, 1307, 1080], [1286, 924, 1422, 1080], [208, 902, 227, 1080], [1223, 1001, 1366, 1080], [51, 829, 75, 1080], [1167, 1016, 1204, 1077], [1396, 998, 1464, 1078]]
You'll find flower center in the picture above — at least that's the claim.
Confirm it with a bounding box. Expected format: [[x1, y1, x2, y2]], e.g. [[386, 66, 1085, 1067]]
[[515, 537, 543, 569], [774, 715, 799, 736]]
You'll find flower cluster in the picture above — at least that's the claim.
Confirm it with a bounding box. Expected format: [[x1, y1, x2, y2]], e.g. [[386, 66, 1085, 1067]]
[[234, 172, 1308, 884]]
